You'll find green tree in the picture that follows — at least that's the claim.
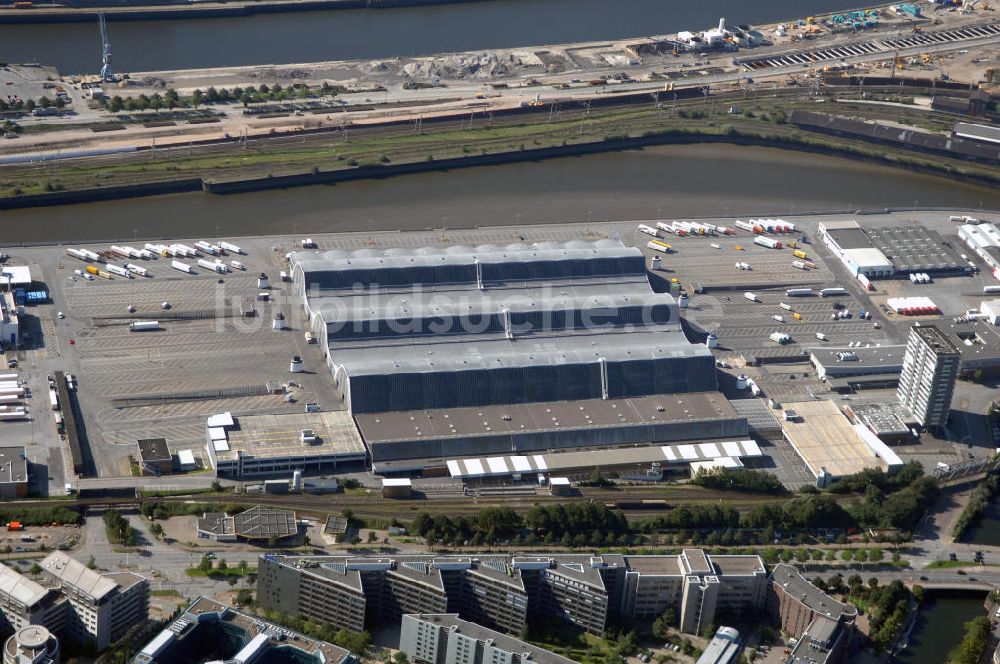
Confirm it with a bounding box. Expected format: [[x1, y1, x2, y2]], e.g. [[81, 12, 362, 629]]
[[652, 606, 677, 639]]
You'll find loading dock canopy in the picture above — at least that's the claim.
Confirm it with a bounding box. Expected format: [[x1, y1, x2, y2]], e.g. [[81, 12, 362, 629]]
[[444, 439, 762, 479]]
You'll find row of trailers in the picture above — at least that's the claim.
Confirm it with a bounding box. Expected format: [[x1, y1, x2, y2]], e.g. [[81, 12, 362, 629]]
[[64, 240, 245, 279], [0, 373, 26, 421], [736, 22, 1000, 72]]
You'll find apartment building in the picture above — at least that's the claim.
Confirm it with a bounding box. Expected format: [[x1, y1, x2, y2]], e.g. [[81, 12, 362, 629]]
[[0, 566, 65, 635], [39, 552, 148, 651], [400, 614, 575, 664], [768, 564, 857, 664], [897, 325, 960, 431], [257, 549, 766, 638]]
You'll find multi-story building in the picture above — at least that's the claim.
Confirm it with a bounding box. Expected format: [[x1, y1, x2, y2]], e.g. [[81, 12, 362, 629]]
[[39, 552, 148, 651], [0, 555, 148, 653], [3, 625, 59, 664], [897, 325, 960, 430], [0, 566, 65, 636], [400, 614, 575, 664], [257, 550, 767, 638], [768, 565, 857, 664], [132, 596, 353, 664]]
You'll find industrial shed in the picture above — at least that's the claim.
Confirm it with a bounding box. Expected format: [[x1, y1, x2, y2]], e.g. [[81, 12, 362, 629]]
[[289, 240, 717, 415]]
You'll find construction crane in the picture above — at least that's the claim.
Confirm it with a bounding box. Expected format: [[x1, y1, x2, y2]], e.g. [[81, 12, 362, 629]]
[[98, 13, 114, 83]]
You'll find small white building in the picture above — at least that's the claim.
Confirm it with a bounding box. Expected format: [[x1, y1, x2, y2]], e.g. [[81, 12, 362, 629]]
[[982, 299, 1000, 326], [177, 449, 196, 470], [0, 292, 19, 349]]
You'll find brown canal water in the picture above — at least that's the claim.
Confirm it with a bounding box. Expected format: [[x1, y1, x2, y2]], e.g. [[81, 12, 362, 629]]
[[2, 144, 999, 244]]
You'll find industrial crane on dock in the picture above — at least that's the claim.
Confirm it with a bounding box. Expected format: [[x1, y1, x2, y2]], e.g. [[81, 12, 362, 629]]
[[98, 13, 114, 83]]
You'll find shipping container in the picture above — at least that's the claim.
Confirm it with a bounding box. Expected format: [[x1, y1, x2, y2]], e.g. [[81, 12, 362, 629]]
[[791, 260, 808, 270], [785, 288, 814, 297], [49, 389, 58, 411], [171, 260, 194, 274], [744, 292, 760, 302], [735, 220, 757, 233], [125, 263, 148, 277], [779, 303, 793, 311], [754, 236, 782, 249], [80, 249, 100, 261], [129, 321, 159, 332], [792, 249, 808, 259], [636, 224, 660, 238], [0, 396, 19, 405], [231, 260, 245, 271], [97, 270, 113, 280], [715, 225, 734, 235], [65, 248, 89, 262], [647, 240, 672, 253], [655, 222, 674, 235], [84, 265, 99, 276], [820, 287, 847, 297], [220, 241, 243, 254], [670, 223, 689, 237], [138, 249, 154, 260]]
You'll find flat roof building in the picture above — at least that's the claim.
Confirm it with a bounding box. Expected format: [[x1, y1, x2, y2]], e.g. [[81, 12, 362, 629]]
[[0, 448, 28, 499], [135, 439, 171, 477], [131, 596, 353, 664], [401, 614, 575, 664], [290, 240, 723, 464], [779, 400, 887, 486], [819, 220, 966, 277], [3, 625, 59, 664], [359, 392, 747, 464], [810, 345, 905, 381], [0, 293, 19, 350], [204, 411, 367, 478], [898, 325, 960, 431], [257, 550, 766, 639]]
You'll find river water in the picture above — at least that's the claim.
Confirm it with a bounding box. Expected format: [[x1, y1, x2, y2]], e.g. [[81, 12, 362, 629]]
[[895, 593, 987, 664], [2, 0, 867, 73], [2, 145, 999, 244]]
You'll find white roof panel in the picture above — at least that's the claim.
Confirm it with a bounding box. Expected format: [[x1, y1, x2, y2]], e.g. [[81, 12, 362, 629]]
[[699, 443, 721, 458], [510, 456, 532, 472], [678, 444, 699, 460], [206, 412, 234, 428], [382, 478, 412, 487], [177, 449, 196, 465], [212, 440, 230, 452], [464, 458, 485, 477], [740, 440, 763, 457], [662, 446, 678, 461], [447, 460, 462, 478], [533, 455, 548, 471], [487, 457, 509, 474], [208, 427, 227, 441], [550, 477, 571, 485], [721, 441, 741, 456]]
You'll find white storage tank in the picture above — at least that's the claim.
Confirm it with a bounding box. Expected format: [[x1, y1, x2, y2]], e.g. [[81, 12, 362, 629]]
[[650, 256, 662, 271], [290, 356, 303, 373], [257, 273, 270, 289], [273, 312, 286, 330], [735, 374, 748, 390], [706, 333, 718, 349], [678, 294, 689, 309]]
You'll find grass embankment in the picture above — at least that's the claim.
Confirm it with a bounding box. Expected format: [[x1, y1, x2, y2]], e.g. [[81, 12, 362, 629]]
[[1, 89, 997, 199]]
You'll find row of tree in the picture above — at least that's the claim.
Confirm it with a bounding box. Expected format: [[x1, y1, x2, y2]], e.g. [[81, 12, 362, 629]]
[[952, 474, 998, 540], [946, 616, 992, 664], [100, 82, 349, 114], [103, 509, 138, 547], [260, 609, 371, 654], [690, 467, 788, 494]]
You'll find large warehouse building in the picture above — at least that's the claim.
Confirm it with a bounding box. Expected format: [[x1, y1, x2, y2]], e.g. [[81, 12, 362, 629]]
[[290, 240, 735, 464]]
